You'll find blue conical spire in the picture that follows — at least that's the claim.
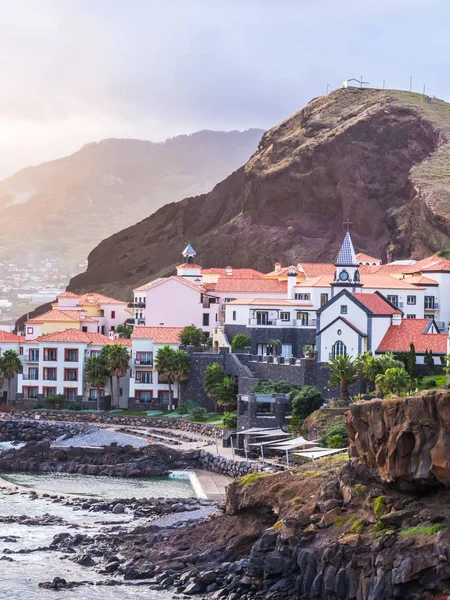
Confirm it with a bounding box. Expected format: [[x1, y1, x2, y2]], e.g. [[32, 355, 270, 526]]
[[182, 244, 197, 258], [336, 232, 358, 266]]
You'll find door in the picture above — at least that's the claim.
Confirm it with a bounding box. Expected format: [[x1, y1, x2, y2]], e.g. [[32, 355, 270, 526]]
[[281, 344, 292, 359], [256, 311, 269, 325], [256, 343, 268, 356]]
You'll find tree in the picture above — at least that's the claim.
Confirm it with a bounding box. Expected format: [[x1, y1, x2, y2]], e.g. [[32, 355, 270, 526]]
[[356, 352, 379, 393], [375, 367, 410, 397], [407, 343, 417, 380], [155, 345, 177, 403], [267, 339, 282, 356], [424, 349, 435, 375], [326, 355, 359, 403], [171, 350, 191, 404], [101, 344, 130, 407], [0, 350, 22, 405], [291, 386, 323, 424], [84, 355, 109, 410], [116, 322, 133, 339], [231, 334, 251, 352], [216, 376, 237, 409], [180, 325, 205, 347], [377, 352, 404, 373], [204, 363, 225, 407]]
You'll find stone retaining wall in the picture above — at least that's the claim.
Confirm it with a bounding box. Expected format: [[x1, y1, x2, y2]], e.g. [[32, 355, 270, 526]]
[[0, 420, 88, 442], [5, 411, 229, 438], [197, 449, 280, 477]]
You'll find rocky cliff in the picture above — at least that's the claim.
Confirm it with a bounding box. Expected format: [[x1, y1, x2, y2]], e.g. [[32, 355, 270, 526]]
[[0, 129, 262, 268], [68, 87, 450, 299], [347, 390, 450, 487]]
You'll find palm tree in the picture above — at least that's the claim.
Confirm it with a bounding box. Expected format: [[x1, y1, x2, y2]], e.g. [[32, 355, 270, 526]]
[[356, 352, 378, 393], [171, 350, 191, 404], [116, 322, 133, 339], [101, 344, 130, 407], [376, 367, 410, 397], [0, 350, 22, 405], [204, 363, 225, 409], [216, 376, 237, 410], [326, 354, 359, 404], [155, 345, 176, 404], [85, 355, 109, 410]]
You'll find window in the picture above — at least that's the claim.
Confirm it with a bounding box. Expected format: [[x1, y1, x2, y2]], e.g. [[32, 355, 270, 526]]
[[64, 388, 77, 401], [159, 390, 172, 404], [320, 293, 329, 306], [89, 389, 105, 401], [407, 314, 416, 319], [340, 305, 348, 315], [111, 325, 116, 332], [43, 367, 57, 381], [425, 296, 435, 310], [280, 311, 290, 321], [29, 349, 39, 362], [20, 346, 23, 355], [331, 340, 347, 358], [64, 368, 78, 382], [295, 293, 311, 301], [136, 351, 152, 366], [65, 349, 79, 362], [135, 371, 152, 384], [27, 327, 34, 335], [203, 313, 210, 327], [232, 311, 237, 321], [29, 368, 39, 380], [224, 298, 236, 303], [23, 386, 38, 399], [136, 390, 152, 403], [407, 296, 416, 305], [387, 295, 399, 307], [43, 348, 57, 361], [111, 310, 116, 319], [82, 326, 88, 333], [101, 326, 105, 335], [296, 312, 309, 326], [90, 350, 101, 357], [43, 387, 56, 397]]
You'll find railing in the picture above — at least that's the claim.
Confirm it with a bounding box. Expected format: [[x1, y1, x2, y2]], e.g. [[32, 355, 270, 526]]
[[134, 359, 153, 367], [425, 302, 439, 310], [26, 355, 39, 362], [248, 318, 317, 327], [128, 301, 146, 308], [22, 375, 39, 381]]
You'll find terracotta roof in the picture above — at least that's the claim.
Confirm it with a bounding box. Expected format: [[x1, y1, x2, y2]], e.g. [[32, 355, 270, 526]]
[[377, 319, 448, 353], [134, 276, 205, 294], [294, 275, 333, 288], [360, 275, 422, 290], [134, 278, 165, 292], [296, 263, 336, 277], [57, 291, 80, 299], [0, 330, 21, 342], [26, 309, 97, 324], [34, 329, 114, 345], [176, 263, 203, 269], [116, 338, 132, 346], [214, 278, 287, 293], [402, 256, 450, 273], [264, 265, 298, 277], [356, 252, 381, 264], [202, 283, 217, 291], [76, 292, 127, 305], [227, 299, 313, 306], [202, 268, 264, 279], [402, 275, 439, 286], [131, 326, 183, 344], [352, 293, 401, 315]]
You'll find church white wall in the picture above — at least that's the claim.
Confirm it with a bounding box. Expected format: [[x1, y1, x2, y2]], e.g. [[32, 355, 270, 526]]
[[319, 323, 362, 361], [370, 316, 392, 352], [319, 298, 367, 334]]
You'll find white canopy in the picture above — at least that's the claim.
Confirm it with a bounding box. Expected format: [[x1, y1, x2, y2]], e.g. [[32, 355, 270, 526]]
[[293, 447, 348, 460], [251, 429, 288, 438], [266, 436, 316, 450], [237, 427, 281, 435]]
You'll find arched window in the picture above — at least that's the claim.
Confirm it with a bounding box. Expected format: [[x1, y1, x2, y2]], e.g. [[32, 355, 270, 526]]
[[332, 340, 347, 358]]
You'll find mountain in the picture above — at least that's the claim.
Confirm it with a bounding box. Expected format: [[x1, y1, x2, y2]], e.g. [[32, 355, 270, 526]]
[[0, 129, 263, 267], [68, 87, 450, 299]]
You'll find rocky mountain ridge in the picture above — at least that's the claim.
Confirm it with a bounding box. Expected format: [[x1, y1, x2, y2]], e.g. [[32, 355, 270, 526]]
[[0, 129, 263, 268], [68, 87, 450, 300]]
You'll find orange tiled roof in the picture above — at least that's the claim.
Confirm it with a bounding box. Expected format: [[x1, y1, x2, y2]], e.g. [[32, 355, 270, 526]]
[[176, 263, 203, 269], [57, 291, 80, 299], [296, 263, 336, 277], [34, 329, 114, 345], [356, 252, 381, 264], [134, 276, 206, 294], [0, 330, 21, 342], [214, 278, 287, 293], [202, 268, 264, 278], [377, 319, 448, 353], [352, 293, 401, 315], [295, 275, 333, 288], [227, 299, 313, 306], [131, 326, 183, 344], [401, 256, 450, 273], [402, 275, 439, 286], [264, 265, 298, 277], [26, 309, 97, 324], [76, 292, 127, 305]]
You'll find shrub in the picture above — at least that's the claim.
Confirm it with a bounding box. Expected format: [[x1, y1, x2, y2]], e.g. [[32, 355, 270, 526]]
[[349, 518, 365, 534], [319, 424, 348, 447], [291, 386, 323, 424], [67, 402, 82, 411], [354, 484, 367, 496], [373, 496, 387, 519], [190, 405, 207, 421], [372, 521, 387, 533], [252, 380, 301, 395], [222, 412, 237, 429], [177, 404, 191, 415], [180, 325, 205, 347], [231, 334, 251, 351], [326, 434, 346, 448], [237, 472, 269, 487], [44, 394, 64, 408]]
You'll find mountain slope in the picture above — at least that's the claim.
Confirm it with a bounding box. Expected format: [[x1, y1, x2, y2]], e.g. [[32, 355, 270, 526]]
[[0, 129, 263, 267], [68, 87, 450, 299]]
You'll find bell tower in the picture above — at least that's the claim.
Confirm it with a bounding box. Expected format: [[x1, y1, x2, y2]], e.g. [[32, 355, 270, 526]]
[[331, 230, 362, 295], [177, 244, 202, 281]]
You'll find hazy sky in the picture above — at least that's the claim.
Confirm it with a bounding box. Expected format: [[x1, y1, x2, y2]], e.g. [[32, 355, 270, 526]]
[[1, 0, 449, 178]]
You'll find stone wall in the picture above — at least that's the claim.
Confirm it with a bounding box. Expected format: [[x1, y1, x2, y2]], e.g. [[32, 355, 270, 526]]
[[5, 412, 230, 438], [0, 420, 88, 442], [182, 348, 227, 410], [198, 449, 280, 477], [224, 325, 316, 357]]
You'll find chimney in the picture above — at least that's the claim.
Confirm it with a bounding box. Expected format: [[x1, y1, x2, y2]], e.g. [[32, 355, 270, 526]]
[[287, 268, 297, 300], [274, 262, 281, 271], [225, 266, 233, 276]]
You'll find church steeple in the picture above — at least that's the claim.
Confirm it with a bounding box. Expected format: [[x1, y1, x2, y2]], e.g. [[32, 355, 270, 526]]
[[182, 244, 197, 265], [332, 231, 362, 292], [177, 243, 202, 282]]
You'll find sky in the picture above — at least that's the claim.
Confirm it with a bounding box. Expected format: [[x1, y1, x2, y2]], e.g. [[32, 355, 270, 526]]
[[1, 0, 449, 178]]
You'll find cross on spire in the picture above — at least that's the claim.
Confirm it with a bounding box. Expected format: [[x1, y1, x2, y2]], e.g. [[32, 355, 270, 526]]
[[343, 218, 352, 232]]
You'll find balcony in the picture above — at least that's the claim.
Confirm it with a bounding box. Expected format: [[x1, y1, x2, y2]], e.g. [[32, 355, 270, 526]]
[[21, 375, 39, 381], [25, 355, 39, 363], [248, 318, 317, 328], [425, 302, 439, 311], [134, 359, 153, 367], [128, 301, 146, 308], [126, 318, 145, 325]]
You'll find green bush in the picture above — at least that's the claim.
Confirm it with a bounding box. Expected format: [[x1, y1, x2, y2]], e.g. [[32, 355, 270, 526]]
[[291, 386, 323, 424], [177, 404, 191, 415], [231, 334, 251, 351], [253, 380, 302, 395], [222, 412, 237, 428], [67, 401, 82, 411], [190, 405, 208, 421], [349, 518, 365, 534], [44, 394, 64, 408], [326, 434, 346, 448], [373, 496, 387, 519], [319, 424, 348, 447]]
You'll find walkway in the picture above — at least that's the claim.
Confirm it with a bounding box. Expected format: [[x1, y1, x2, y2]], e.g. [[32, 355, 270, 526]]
[[194, 469, 232, 500]]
